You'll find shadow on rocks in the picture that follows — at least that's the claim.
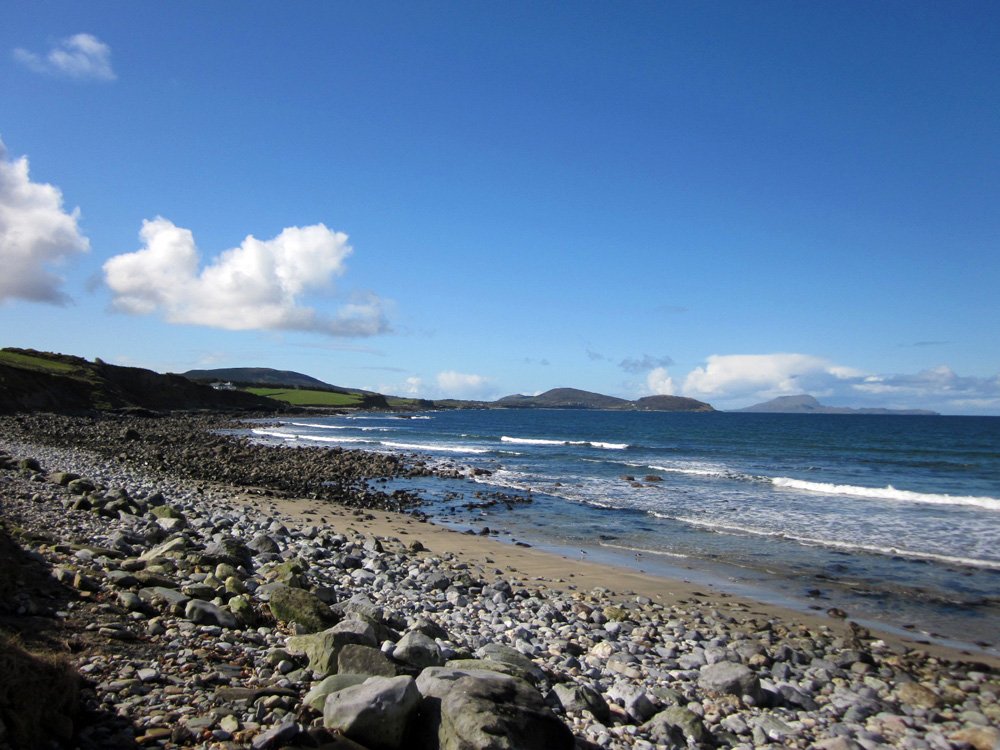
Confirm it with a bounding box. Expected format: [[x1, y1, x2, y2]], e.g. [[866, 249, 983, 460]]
[[0, 521, 139, 749]]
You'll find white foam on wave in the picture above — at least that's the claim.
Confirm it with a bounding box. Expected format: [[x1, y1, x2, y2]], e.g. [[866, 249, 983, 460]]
[[298, 435, 371, 444], [646, 463, 728, 478], [251, 428, 296, 441], [290, 422, 390, 432], [662, 514, 1000, 571], [381, 440, 490, 454], [772, 477, 1000, 511], [500, 436, 628, 450], [290, 422, 348, 430]]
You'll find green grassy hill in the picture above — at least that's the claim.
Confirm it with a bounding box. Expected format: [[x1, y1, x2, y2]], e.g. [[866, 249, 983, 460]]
[[0, 348, 280, 414], [245, 387, 366, 407]]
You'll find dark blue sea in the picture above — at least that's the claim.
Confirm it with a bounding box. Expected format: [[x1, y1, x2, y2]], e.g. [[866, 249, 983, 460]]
[[249, 410, 1000, 653]]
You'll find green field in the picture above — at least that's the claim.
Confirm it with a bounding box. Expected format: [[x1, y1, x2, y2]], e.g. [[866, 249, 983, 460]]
[[245, 387, 364, 407], [0, 350, 79, 374]]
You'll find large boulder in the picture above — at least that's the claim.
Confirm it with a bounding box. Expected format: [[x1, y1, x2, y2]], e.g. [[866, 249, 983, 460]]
[[267, 585, 335, 633], [323, 675, 421, 750], [393, 630, 444, 670], [201, 537, 254, 569], [337, 644, 397, 677], [286, 619, 378, 676], [414, 667, 574, 750], [303, 674, 369, 712]]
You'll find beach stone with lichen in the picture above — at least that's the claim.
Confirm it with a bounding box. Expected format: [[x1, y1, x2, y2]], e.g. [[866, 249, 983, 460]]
[[267, 584, 334, 632], [414, 667, 575, 750]]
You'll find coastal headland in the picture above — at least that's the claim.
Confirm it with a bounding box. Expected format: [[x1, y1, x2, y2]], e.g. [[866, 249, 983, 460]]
[[1, 413, 997, 750]]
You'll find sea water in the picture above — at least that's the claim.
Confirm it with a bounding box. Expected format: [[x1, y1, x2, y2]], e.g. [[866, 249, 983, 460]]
[[248, 410, 1000, 653]]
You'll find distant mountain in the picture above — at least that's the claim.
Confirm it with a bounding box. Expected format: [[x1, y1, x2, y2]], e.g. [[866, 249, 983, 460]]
[[0, 348, 280, 415], [183, 367, 369, 394], [495, 387, 714, 412], [737, 394, 938, 416]]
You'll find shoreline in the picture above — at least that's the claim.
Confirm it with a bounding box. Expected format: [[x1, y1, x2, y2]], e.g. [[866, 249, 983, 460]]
[[239, 488, 1000, 671], [2, 413, 999, 749], [251, 410, 1000, 658]]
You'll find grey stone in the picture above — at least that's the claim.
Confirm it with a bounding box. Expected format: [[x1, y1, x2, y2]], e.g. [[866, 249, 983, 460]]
[[267, 585, 334, 633], [337, 644, 397, 677], [392, 630, 444, 669], [552, 682, 611, 722], [303, 673, 369, 712], [250, 721, 301, 750], [138, 586, 190, 614], [698, 661, 761, 701], [323, 675, 420, 750], [475, 642, 546, 684], [606, 681, 657, 722], [414, 667, 574, 750], [140, 536, 190, 561], [185, 599, 238, 629], [286, 619, 378, 676], [249, 533, 281, 554], [642, 706, 708, 746]]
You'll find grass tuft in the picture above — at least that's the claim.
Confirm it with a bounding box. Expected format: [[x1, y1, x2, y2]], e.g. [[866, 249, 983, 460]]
[[0, 632, 80, 747]]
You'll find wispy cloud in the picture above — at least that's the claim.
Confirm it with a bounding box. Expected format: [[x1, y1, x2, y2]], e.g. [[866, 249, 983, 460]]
[[619, 354, 674, 374], [523, 357, 551, 366], [586, 348, 608, 362], [0, 139, 90, 305], [103, 217, 389, 337], [13, 33, 116, 81]]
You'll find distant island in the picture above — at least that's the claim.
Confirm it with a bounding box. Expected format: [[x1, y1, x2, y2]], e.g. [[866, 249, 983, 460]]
[[495, 387, 714, 412], [737, 394, 938, 416]]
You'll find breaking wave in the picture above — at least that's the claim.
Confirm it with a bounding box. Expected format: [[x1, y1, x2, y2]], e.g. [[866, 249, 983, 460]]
[[771, 477, 1000, 511]]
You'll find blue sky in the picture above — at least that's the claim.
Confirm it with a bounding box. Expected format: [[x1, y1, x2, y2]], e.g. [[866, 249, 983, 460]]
[[2, 2, 998, 413]]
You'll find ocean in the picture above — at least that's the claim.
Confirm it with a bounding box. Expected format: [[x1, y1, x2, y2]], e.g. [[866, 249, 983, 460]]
[[248, 409, 1000, 654]]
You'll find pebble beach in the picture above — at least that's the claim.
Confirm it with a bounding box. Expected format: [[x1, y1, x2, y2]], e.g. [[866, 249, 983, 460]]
[[1, 414, 998, 750]]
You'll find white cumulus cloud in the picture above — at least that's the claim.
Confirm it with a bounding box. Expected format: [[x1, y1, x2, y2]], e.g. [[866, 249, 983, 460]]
[[103, 217, 389, 337], [13, 33, 116, 81], [683, 353, 863, 401], [0, 140, 90, 305], [436, 370, 494, 399], [646, 367, 676, 395]]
